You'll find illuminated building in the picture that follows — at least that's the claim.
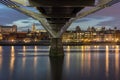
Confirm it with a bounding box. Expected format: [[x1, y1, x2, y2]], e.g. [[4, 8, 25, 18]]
[[0, 24, 120, 43], [0, 34, 2, 40], [31, 23, 36, 32], [62, 26, 120, 42], [0, 25, 17, 33]]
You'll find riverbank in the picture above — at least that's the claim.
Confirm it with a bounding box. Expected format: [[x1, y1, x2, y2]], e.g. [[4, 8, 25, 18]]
[[0, 41, 120, 46]]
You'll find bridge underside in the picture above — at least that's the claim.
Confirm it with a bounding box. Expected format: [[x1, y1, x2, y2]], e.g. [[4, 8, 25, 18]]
[[29, 0, 95, 7], [28, 0, 95, 56], [36, 6, 84, 56], [38, 6, 84, 56]]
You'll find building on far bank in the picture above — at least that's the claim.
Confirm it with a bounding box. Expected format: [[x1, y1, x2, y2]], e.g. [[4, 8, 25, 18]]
[[0, 24, 50, 42], [0, 24, 120, 43], [0, 25, 17, 33], [0, 34, 2, 40], [62, 26, 120, 42], [0, 25, 17, 40]]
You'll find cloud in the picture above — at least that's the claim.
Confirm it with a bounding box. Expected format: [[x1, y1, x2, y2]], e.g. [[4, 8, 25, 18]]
[[0, 4, 29, 25], [6, 18, 44, 31], [21, 21, 30, 23], [6, 16, 114, 31], [69, 16, 114, 30], [75, 18, 91, 23], [97, 18, 120, 28]]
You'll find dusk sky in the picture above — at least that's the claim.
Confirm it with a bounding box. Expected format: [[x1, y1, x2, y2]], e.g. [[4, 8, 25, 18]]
[[0, 2, 120, 31]]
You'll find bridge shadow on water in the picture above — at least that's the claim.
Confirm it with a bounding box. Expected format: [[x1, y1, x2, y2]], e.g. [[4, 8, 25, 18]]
[[50, 57, 64, 80]]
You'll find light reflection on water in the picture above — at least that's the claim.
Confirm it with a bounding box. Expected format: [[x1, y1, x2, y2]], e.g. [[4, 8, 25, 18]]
[[106, 45, 109, 77], [0, 46, 2, 70], [0, 45, 120, 80], [115, 46, 119, 80]]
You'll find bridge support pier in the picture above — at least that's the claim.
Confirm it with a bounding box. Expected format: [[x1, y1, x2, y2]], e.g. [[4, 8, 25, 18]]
[[50, 38, 64, 56]]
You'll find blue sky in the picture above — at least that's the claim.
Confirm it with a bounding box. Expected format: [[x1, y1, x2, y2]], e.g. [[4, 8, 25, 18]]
[[0, 2, 120, 31]]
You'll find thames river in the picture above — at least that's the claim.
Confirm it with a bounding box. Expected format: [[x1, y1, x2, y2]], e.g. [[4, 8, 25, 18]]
[[0, 45, 120, 80]]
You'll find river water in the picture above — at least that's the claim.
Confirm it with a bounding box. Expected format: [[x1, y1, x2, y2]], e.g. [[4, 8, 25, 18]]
[[0, 45, 120, 80]]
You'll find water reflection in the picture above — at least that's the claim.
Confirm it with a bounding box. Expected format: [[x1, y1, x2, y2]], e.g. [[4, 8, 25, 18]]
[[34, 46, 38, 76], [11, 46, 15, 57], [23, 46, 26, 56], [81, 46, 84, 75], [81, 46, 91, 76], [0, 45, 120, 80], [0, 46, 2, 57], [0, 46, 2, 70], [64, 45, 120, 80], [93, 46, 99, 75], [34, 46, 37, 53], [115, 46, 119, 80], [87, 46, 91, 76], [22, 56, 26, 70], [66, 46, 70, 72], [106, 45, 109, 77], [10, 46, 15, 76], [0, 56, 2, 70], [22, 46, 26, 72]]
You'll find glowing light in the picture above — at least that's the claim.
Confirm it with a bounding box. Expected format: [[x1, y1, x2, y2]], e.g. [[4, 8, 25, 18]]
[[11, 46, 15, 57], [105, 45, 109, 77], [10, 56, 15, 75], [0, 46, 3, 57], [93, 45, 99, 73], [34, 46, 38, 73], [34, 46, 38, 52], [10, 46, 15, 75], [23, 46, 26, 52], [22, 57, 26, 69], [11, 39, 15, 42], [115, 38, 119, 42], [112, 46, 115, 48], [66, 46, 70, 72], [94, 46, 97, 48], [34, 56, 38, 71], [81, 46, 84, 52], [23, 46, 26, 56], [0, 57, 2, 70], [106, 38, 108, 41], [81, 46, 84, 75], [115, 45, 119, 79], [87, 49, 91, 76], [0, 46, 2, 70]]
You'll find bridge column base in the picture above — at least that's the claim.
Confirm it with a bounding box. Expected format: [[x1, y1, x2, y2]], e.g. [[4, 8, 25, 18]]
[[49, 38, 64, 56]]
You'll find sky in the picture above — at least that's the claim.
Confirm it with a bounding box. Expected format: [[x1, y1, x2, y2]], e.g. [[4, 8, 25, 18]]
[[0, 2, 120, 31]]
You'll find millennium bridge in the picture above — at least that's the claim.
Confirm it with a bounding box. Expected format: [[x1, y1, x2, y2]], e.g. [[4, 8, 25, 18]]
[[0, 0, 120, 56]]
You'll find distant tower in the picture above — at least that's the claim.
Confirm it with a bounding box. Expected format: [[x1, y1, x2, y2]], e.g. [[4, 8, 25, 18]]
[[0, 25, 2, 33], [76, 26, 81, 32], [114, 27, 117, 31], [12, 25, 17, 32], [32, 23, 36, 32], [87, 26, 91, 31]]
